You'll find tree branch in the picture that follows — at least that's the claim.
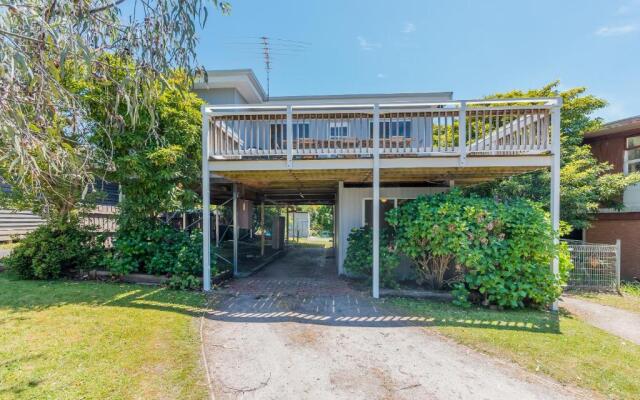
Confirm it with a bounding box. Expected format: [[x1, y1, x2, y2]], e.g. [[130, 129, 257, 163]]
[[0, 28, 44, 43], [89, 0, 126, 14]]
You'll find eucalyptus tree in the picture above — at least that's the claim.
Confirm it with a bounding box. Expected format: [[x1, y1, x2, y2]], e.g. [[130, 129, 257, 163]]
[[0, 0, 229, 217]]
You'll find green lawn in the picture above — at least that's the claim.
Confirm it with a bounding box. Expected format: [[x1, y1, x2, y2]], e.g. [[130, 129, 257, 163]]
[[574, 282, 640, 314], [0, 274, 208, 400], [391, 298, 640, 400]]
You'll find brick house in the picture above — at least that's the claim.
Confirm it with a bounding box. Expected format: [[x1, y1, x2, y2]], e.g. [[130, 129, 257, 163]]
[[583, 115, 640, 281]]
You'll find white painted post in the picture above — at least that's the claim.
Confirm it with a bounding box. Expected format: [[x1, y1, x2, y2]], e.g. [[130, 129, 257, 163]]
[[285, 205, 290, 245], [215, 210, 220, 247], [201, 106, 211, 292], [232, 183, 239, 277], [615, 239, 621, 291], [372, 104, 381, 299], [333, 201, 337, 261], [337, 181, 344, 275], [286, 105, 293, 168], [550, 100, 562, 311], [459, 101, 467, 165], [260, 201, 265, 256]]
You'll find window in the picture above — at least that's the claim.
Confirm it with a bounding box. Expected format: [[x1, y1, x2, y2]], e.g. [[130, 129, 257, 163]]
[[369, 120, 412, 138], [329, 122, 349, 138], [363, 198, 410, 231], [293, 123, 310, 138], [270, 123, 310, 148], [626, 135, 640, 174]]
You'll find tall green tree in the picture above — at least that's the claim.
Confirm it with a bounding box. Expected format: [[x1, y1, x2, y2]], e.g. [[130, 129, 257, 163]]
[[69, 62, 203, 219], [470, 82, 640, 230], [0, 0, 229, 218]]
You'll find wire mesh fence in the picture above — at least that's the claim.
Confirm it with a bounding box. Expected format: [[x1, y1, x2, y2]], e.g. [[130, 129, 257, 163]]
[[564, 239, 620, 292]]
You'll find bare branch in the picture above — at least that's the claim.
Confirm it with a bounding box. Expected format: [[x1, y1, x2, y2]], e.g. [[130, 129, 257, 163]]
[[88, 0, 127, 14]]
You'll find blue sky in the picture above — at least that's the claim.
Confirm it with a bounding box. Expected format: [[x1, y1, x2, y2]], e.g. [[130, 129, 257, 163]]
[[196, 0, 640, 121]]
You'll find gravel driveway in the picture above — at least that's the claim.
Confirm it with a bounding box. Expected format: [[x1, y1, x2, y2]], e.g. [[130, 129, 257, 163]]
[[202, 245, 584, 400]]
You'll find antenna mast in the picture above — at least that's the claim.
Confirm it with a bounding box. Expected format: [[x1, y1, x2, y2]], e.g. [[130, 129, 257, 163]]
[[260, 36, 272, 100], [223, 36, 310, 100]]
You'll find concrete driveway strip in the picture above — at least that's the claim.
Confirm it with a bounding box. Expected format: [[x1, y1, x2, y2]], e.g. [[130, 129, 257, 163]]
[[202, 292, 584, 400], [561, 296, 640, 345]]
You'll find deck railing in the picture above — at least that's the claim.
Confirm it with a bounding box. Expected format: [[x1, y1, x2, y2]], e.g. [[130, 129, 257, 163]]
[[204, 98, 560, 161]]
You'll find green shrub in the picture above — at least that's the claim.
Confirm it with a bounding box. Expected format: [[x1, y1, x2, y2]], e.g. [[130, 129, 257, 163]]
[[388, 190, 572, 309], [5, 218, 103, 279], [344, 227, 399, 288], [387, 193, 477, 289], [108, 218, 215, 290]]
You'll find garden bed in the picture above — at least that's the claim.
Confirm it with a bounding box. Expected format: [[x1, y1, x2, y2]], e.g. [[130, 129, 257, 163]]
[[379, 288, 453, 300]]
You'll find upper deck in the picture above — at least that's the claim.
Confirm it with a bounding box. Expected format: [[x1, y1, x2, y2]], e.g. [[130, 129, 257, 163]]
[[204, 98, 559, 161]]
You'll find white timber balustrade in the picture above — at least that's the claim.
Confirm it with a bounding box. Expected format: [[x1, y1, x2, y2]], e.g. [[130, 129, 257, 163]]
[[205, 99, 559, 160]]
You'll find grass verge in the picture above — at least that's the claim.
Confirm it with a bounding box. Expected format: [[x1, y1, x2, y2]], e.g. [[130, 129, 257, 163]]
[[574, 282, 640, 313], [0, 273, 208, 400], [0, 242, 17, 250], [391, 298, 640, 400]]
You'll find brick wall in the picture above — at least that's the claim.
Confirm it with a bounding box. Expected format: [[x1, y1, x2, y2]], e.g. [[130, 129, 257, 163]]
[[585, 215, 640, 280]]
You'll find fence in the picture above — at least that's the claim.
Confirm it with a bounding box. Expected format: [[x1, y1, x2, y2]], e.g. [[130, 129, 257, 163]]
[[82, 205, 118, 245], [564, 239, 621, 291]]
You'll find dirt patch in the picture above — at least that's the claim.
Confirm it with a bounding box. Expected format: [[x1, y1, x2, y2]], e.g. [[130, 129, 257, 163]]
[[286, 325, 321, 347]]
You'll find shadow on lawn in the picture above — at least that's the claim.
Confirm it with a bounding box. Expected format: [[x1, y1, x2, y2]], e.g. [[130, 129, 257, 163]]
[[0, 273, 205, 317], [205, 291, 561, 334]]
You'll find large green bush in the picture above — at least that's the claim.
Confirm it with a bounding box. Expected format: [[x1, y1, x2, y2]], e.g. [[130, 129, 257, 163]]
[[343, 227, 399, 289], [5, 218, 103, 279], [387, 190, 572, 309], [108, 216, 215, 290]]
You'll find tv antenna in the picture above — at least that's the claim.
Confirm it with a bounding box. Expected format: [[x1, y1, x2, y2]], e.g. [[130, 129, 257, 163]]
[[223, 36, 311, 100], [260, 36, 272, 100]]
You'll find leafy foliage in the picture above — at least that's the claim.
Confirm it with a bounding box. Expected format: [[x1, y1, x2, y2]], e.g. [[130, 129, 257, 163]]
[[344, 227, 399, 289], [469, 82, 640, 230], [387, 193, 472, 289], [71, 65, 205, 218], [108, 216, 215, 290], [388, 191, 571, 309], [5, 218, 103, 279], [0, 0, 229, 216]]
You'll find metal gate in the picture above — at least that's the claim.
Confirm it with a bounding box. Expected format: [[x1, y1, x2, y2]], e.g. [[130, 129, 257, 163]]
[[564, 240, 621, 291]]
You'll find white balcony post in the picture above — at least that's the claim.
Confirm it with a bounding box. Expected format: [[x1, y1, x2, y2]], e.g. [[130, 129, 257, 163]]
[[459, 101, 467, 165], [215, 210, 220, 247], [232, 183, 239, 277], [286, 105, 293, 168], [260, 201, 265, 257], [337, 181, 344, 275], [201, 106, 211, 292], [372, 104, 381, 299], [550, 100, 562, 311]]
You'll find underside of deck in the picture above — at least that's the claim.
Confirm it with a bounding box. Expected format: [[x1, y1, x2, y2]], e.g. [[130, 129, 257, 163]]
[[207, 155, 550, 204]]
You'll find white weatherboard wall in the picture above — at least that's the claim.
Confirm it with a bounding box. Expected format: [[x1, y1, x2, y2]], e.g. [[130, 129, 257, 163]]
[[336, 186, 448, 274], [288, 212, 310, 238]]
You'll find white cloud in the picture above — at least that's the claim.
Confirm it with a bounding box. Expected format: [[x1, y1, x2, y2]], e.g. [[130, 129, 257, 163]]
[[402, 22, 416, 34], [377, 73, 386, 79], [357, 36, 381, 51], [616, 0, 640, 15], [595, 24, 638, 36]]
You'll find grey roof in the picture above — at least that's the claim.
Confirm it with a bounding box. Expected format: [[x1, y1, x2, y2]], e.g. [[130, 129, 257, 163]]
[[197, 69, 452, 104]]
